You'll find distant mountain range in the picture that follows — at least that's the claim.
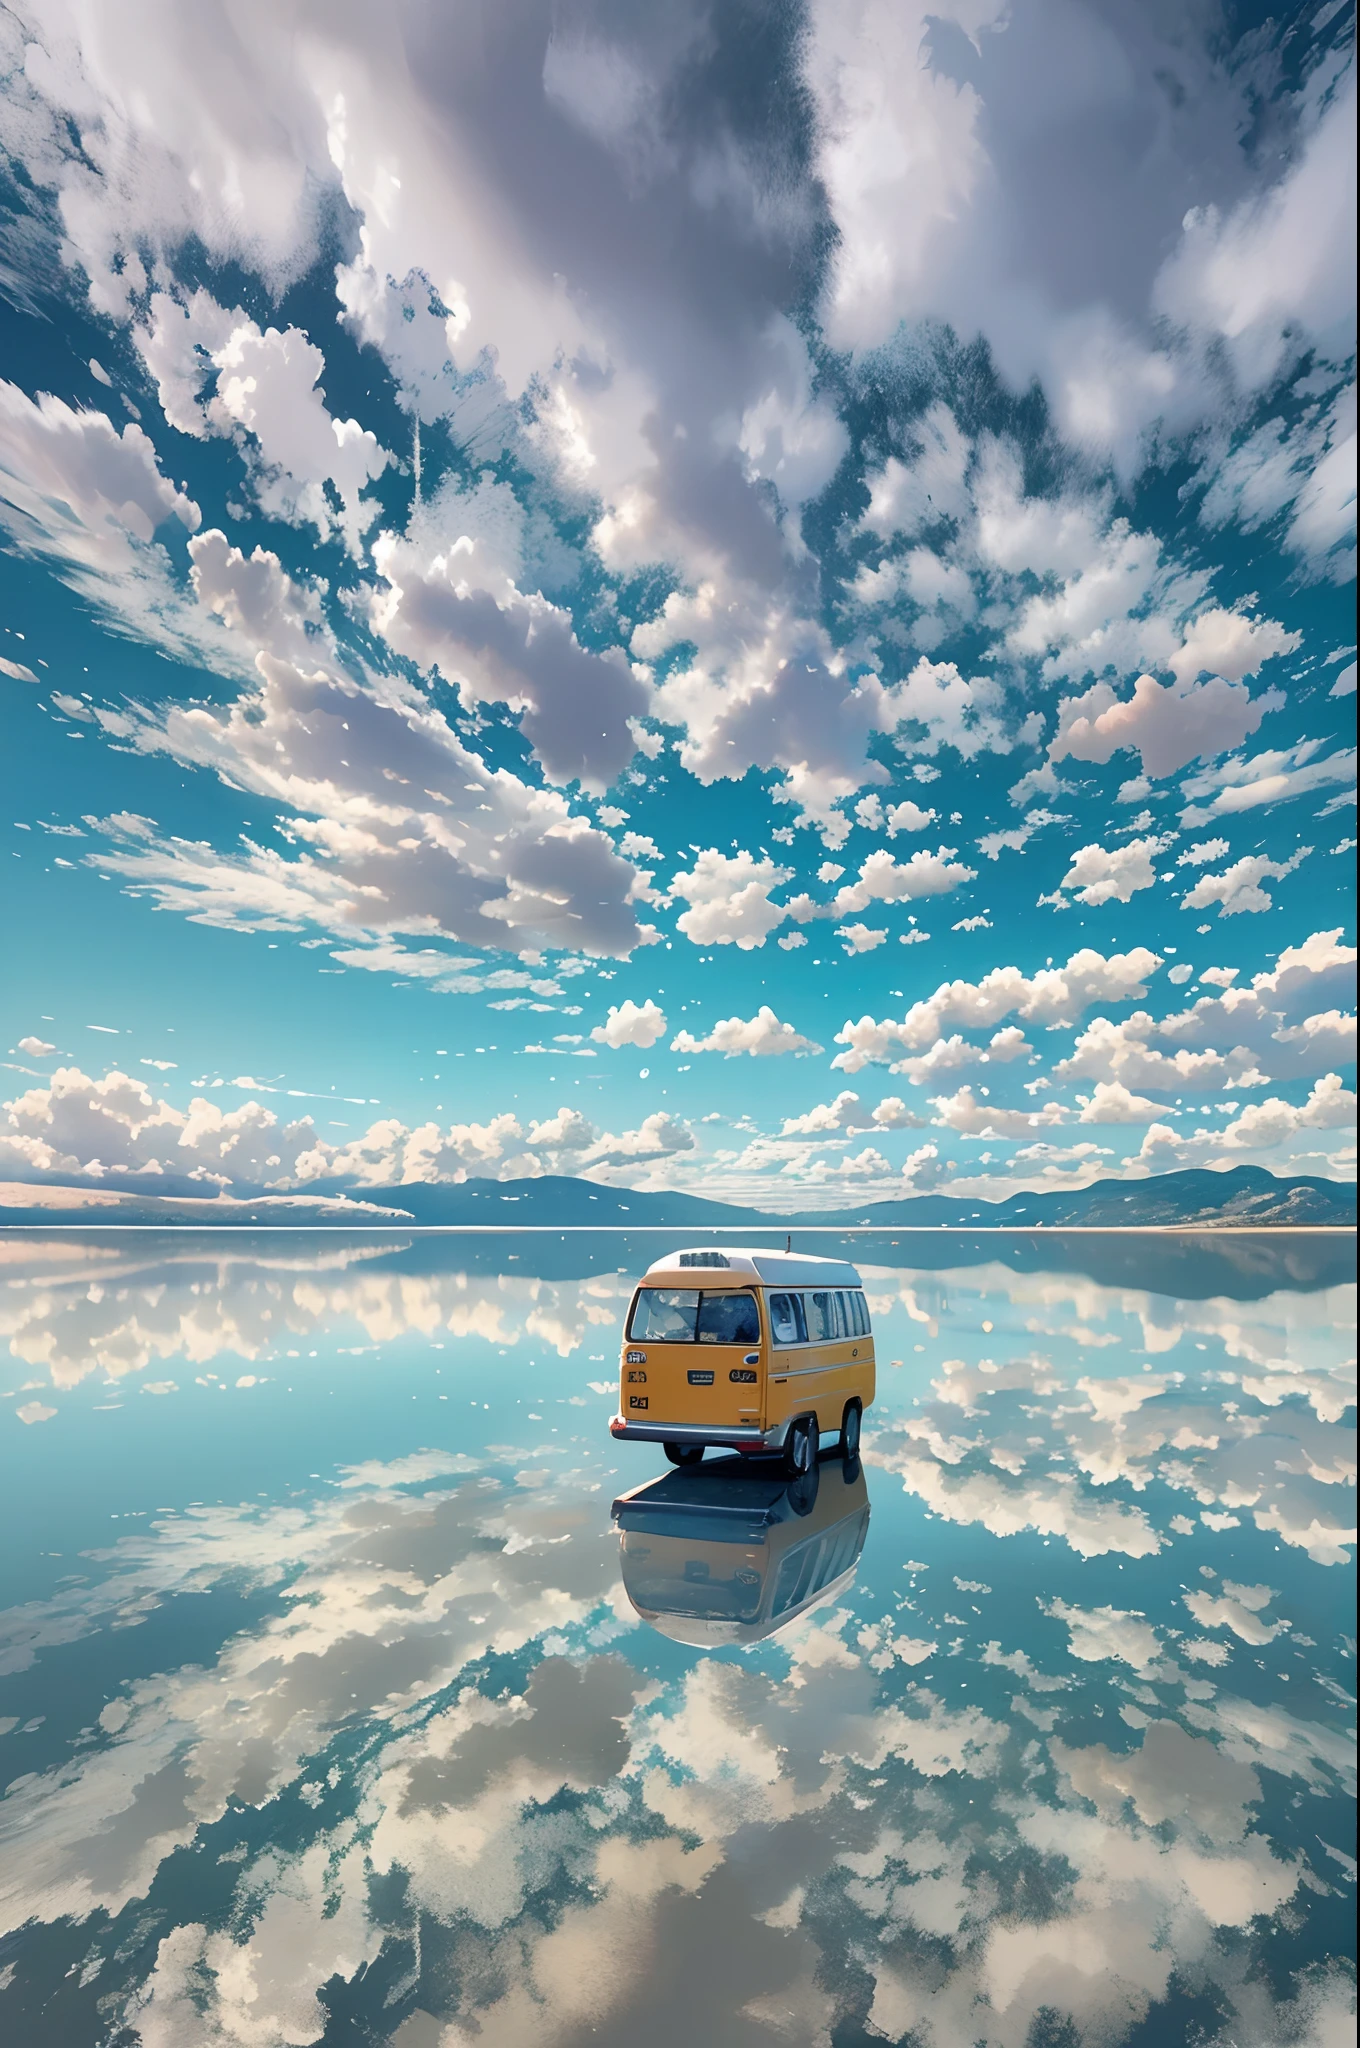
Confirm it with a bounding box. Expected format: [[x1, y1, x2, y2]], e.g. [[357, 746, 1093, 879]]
[[0, 1164, 1352, 1230]]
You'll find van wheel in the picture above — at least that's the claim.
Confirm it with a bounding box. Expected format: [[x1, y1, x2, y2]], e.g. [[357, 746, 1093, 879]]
[[783, 1415, 815, 1477], [839, 1401, 862, 1461], [664, 1442, 704, 1466], [787, 1463, 820, 1516]]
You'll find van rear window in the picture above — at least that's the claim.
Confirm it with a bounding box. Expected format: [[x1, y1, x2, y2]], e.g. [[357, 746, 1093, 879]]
[[628, 1289, 699, 1340], [697, 1293, 760, 1345], [628, 1289, 760, 1344]]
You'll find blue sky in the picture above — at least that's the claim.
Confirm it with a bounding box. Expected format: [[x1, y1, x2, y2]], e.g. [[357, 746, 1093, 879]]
[[0, 0, 1355, 1210]]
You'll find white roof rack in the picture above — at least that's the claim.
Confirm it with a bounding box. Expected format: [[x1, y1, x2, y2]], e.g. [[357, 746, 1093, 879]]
[[643, 1246, 862, 1288]]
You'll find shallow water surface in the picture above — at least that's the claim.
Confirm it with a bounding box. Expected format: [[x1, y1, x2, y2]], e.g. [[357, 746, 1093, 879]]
[[0, 1229, 1354, 2046]]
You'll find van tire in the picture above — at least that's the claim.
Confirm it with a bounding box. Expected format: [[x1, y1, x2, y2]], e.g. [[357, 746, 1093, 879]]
[[783, 1415, 816, 1477], [664, 1442, 704, 1466], [839, 1401, 862, 1461]]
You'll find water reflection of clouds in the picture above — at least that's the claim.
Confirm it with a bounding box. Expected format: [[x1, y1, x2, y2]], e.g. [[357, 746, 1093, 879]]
[[1, 1243, 635, 1389], [0, 1238, 1353, 2045], [1, 1446, 1354, 2045]]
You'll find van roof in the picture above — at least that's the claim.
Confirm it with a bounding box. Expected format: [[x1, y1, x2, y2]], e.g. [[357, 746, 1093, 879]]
[[643, 1247, 862, 1288]]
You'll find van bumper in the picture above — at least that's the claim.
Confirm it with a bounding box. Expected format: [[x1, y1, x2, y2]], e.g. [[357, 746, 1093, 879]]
[[609, 1417, 791, 1450]]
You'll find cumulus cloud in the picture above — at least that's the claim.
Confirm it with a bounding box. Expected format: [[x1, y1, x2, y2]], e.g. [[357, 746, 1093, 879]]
[[787, 846, 977, 922], [590, 999, 666, 1050], [854, 794, 938, 834], [1055, 836, 1172, 907], [1181, 848, 1310, 917], [1054, 930, 1357, 1095], [1136, 1074, 1356, 1172], [836, 922, 887, 953], [1051, 671, 1283, 780], [780, 1090, 928, 1135], [1076, 1081, 1167, 1125], [831, 946, 1162, 1073], [667, 849, 792, 950], [893, 1028, 1033, 1088], [929, 1086, 1065, 1140], [669, 1007, 822, 1058], [0, 1065, 700, 1194], [204, 318, 391, 550]]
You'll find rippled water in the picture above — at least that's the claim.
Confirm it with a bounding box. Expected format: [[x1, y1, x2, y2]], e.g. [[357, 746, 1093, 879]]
[[0, 1229, 1354, 2047]]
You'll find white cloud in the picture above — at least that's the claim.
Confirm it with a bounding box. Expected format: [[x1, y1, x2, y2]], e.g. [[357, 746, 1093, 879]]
[[1053, 929, 1357, 1096], [859, 403, 972, 539], [0, 654, 38, 681], [1198, 384, 1357, 586], [1056, 836, 1172, 907], [83, 552, 654, 959], [1167, 608, 1301, 687], [590, 999, 666, 1050], [669, 1007, 822, 1059], [853, 793, 937, 834], [836, 922, 887, 953], [832, 945, 1162, 1073], [206, 320, 390, 551], [890, 658, 1011, 760], [668, 849, 792, 950], [1177, 838, 1229, 868], [1181, 849, 1310, 917], [894, 1028, 1033, 1088], [1052, 672, 1281, 780], [788, 846, 977, 922], [1136, 1074, 1357, 1172], [1179, 743, 1356, 824], [780, 1090, 928, 1135], [780, 1090, 876, 1135], [0, 1064, 702, 1195], [16, 1037, 56, 1057], [0, 381, 199, 547], [619, 832, 660, 861], [0, 381, 228, 668], [1153, 65, 1357, 393], [872, 1097, 931, 1130], [370, 529, 651, 791], [1077, 1082, 1166, 1125], [929, 1086, 1065, 1140]]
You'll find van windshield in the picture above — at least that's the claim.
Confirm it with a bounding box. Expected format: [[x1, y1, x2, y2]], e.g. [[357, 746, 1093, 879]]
[[628, 1289, 760, 1344]]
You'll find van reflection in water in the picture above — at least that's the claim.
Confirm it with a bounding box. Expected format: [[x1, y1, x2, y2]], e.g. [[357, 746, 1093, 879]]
[[612, 1452, 870, 1647]]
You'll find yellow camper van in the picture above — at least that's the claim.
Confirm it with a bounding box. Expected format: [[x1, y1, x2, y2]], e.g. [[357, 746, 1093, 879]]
[[609, 1247, 875, 1473]]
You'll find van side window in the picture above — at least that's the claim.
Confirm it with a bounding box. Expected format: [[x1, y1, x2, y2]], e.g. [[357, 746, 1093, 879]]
[[696, 1292, 760, 1345], [806, 1291, 833, 1342], [768, 1292, 806, 1345], [849, 1291, 867, 1337]]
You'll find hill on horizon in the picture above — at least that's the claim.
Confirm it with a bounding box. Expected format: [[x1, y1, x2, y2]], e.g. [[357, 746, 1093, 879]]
[[0, 1163, 1352, 1230]]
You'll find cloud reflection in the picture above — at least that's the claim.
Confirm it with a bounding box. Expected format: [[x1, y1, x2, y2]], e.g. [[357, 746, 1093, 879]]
[[0, 1233, 1352, 2044]]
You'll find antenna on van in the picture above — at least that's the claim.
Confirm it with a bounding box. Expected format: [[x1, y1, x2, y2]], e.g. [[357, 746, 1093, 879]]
[[785, 1233, 792, 1254]]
